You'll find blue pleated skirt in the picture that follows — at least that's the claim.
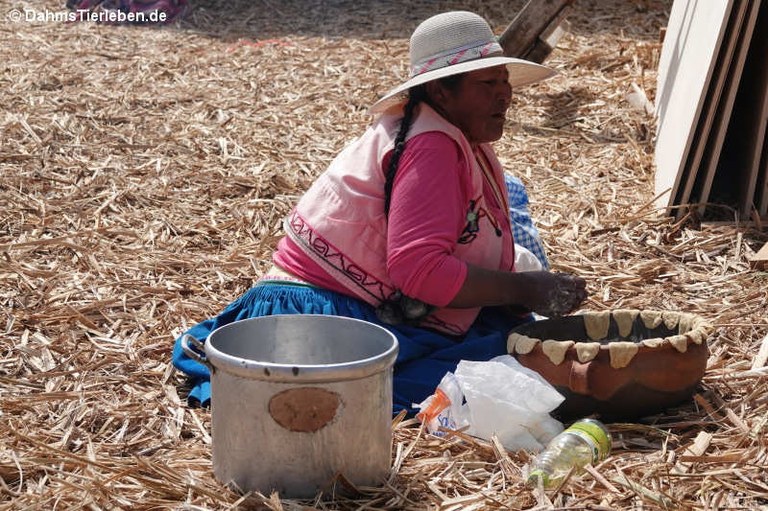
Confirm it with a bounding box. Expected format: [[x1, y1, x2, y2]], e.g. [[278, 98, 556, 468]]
[[172, 281, 531, 416]]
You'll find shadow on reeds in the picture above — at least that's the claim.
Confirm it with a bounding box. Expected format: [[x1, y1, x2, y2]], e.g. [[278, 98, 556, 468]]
[[148, 0, 669, 42], [172, 0, 527, 41]]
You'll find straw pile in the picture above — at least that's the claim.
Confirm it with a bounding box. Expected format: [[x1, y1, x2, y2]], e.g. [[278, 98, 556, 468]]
[[2, 0, 767, 509]]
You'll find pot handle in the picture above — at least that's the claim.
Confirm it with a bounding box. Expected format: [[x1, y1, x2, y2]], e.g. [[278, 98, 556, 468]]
[[180, 334, 213, 370], [568, 360, 592, 395]]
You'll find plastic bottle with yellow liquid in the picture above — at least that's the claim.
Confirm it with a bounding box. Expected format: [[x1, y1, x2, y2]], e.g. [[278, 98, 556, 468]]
[[527, 418, 612, 489]]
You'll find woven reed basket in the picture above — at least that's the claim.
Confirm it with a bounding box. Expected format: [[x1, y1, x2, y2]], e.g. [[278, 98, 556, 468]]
[[508, 309, 713, 420]]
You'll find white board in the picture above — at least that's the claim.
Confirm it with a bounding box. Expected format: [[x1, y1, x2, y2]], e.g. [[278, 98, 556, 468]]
[[737, 1, 768, 216], [654, 0, 689, 114], [677, 0, 750, 219], [703, 0, 768, 219], [653, 0, 734, 210], [690, 0, 760, 218], [759, 126, 768, 217]]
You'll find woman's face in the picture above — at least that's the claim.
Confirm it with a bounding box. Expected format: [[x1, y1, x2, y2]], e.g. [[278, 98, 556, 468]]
[[427, 65, 513, 145]]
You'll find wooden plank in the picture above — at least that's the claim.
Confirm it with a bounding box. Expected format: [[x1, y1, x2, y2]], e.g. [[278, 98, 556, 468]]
[[759, 129, 768, 217], [737, 1, 768, 216], [750, 5, 768, 218], [654, 0, 688, 115], [654, 0, 695, 211], [498, 0, 574, 61], [693, 0, 762, 220], [655, 0, 693, 117], [525, 15, 571, 64], [672, 0, 750, 219], [653, 0, 735, 212]]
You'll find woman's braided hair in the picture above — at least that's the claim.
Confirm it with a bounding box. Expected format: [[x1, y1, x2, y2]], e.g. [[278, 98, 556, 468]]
[[383, 91, 422, 216], [382, 74, 464, 217], [376, 74, 465, 326]]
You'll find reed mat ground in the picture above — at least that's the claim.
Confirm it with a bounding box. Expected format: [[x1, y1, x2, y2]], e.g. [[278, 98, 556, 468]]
[[2, 0, 768, 509]]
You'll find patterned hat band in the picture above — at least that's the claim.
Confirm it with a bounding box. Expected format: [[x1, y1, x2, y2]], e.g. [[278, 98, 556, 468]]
[[411, 40, 503, 77], [368, 11, 555, 114]]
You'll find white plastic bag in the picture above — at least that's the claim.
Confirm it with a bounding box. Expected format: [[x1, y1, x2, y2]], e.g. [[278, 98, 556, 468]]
[[415, 355, 565, 452], [514, 243, 543, 272]]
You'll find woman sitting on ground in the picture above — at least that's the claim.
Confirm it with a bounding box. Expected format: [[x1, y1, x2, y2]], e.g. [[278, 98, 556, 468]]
[[173, 10, 587, 415]]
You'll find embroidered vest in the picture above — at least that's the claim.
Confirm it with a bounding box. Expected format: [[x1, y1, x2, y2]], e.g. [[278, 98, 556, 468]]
[[284, 103, 513, 335]]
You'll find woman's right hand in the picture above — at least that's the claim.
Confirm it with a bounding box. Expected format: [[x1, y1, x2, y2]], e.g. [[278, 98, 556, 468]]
[[448, 265, 588, 315]]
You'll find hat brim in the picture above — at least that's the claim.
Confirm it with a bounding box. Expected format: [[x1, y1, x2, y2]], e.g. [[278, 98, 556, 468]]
[[368, 56, 556, 115]]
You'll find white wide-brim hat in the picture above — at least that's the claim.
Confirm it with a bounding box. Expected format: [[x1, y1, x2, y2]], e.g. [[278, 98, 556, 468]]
[[370, 11, 556, 114]]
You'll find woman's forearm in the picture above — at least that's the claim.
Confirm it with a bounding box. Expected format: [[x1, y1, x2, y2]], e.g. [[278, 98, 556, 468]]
[[448, 264, 588, 317], [448, 264, 531, 308]]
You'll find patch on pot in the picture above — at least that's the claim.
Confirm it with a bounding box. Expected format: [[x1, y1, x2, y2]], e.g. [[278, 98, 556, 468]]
[[542, 340, 574, 365], [640, 310, 663, 329], [688, 328, 705, 345], [613, 309, 639, 338], [663, 311, 681, 330], [583, 310, 611, 341], [507, 333, 539, 355], [609, 341, 639, 369], [268, 387, 341, 433], [668, 334, 689, 353], [575, 342, 601, 363], [678, 313, 695, 333], [691, 319, 713, 344], [641, 337, 665, 348]]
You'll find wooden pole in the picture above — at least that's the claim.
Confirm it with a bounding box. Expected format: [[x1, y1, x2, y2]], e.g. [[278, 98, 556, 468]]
[[498, 0, 575, 62]]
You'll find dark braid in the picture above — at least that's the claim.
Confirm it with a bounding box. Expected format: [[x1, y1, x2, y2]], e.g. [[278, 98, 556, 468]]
[[383, 74, 465, 216], [383, 90, 423, 216], [375, 75, 465, 326]]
